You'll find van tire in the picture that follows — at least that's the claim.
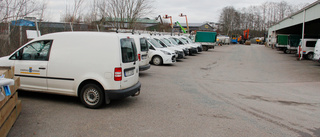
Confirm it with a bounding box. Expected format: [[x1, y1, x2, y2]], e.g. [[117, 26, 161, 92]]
[[152, 56, 163, 66], [202, 46, 208, 51], [284, 49, 290, 54], [80, 84, 104, 109], [307, 53, 313, 60]]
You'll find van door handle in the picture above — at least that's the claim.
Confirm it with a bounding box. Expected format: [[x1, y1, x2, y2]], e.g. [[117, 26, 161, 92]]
[[39, 67, 46, 70]]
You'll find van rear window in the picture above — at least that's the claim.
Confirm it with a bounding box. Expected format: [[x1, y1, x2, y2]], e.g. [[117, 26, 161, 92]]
[[121, 38, 137, 63], [140, 38, 148, 52]]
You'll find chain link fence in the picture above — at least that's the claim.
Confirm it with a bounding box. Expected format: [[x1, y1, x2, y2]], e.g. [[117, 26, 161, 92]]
[[0, 22, 105, 57]]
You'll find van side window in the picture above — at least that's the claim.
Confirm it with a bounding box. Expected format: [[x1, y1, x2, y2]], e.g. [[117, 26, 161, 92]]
[[121, 38, 137, 63], [10, 40, 52, 61], [139, 38, 148, 52], [147, 42, 155, 50], [306, 41, 316, 47]]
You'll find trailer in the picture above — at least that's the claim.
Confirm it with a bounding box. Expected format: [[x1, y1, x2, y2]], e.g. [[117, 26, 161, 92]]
[[285, 35, 301, 54], [275, 34, 289, 51], [276, 34, 301, 54], [195, 31, 217, 51]]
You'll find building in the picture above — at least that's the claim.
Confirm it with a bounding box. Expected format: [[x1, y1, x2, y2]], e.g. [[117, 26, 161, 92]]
[[268, 1, 320, 46]]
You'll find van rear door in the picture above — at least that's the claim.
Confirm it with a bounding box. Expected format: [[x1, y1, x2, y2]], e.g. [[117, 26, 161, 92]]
[[119, 37, 139, 89]]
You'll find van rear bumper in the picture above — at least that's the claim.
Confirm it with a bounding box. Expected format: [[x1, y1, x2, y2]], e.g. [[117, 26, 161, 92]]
[[139, 64, 151, 71], [105, 82, 141, 102]]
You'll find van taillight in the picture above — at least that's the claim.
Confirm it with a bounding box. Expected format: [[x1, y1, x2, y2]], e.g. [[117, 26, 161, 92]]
[[138, 54, 141, 61], [114, 68, 122, 81]]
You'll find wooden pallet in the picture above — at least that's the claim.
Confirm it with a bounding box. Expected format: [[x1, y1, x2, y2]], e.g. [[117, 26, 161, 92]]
[[0, 66, 21, 137]]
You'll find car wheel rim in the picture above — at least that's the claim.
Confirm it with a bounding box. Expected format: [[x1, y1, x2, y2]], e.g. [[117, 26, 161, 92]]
[[154, 58, 160, 65], [308, 54, 313, 59], [84, 88, 99, 106]]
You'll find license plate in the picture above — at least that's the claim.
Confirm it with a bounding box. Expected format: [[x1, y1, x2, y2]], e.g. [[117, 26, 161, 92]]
[[142, 55, 147, 60], [125, 69, 134, 77]]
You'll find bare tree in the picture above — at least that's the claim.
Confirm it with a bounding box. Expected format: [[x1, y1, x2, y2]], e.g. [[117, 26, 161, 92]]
[[0, 0, 45, 23], [218, 1, 306, 37], [96, 0, 153, 29], [61, 0, 85, 24]]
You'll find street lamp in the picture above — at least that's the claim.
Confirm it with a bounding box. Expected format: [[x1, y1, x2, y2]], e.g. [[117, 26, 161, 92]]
[[179, 13, 189, 33]]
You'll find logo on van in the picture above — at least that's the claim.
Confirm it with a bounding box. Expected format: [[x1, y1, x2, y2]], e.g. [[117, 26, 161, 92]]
[[20, 67, 40, 75]]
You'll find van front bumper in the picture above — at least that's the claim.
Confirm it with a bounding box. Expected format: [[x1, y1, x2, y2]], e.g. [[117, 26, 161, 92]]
[[105, 82, 141, 103]]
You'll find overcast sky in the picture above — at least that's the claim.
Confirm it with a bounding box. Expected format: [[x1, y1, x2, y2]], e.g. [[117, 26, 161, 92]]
[[44, 0, 317, 23]]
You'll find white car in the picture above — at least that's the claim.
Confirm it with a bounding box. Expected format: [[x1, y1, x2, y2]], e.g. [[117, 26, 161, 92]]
[[146, 37, 176, 65], [152, 36, 185, 59], [0, 32, 141, 108]]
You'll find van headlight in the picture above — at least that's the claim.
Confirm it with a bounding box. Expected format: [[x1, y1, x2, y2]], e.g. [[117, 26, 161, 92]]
[[161, 50, 171, 55]]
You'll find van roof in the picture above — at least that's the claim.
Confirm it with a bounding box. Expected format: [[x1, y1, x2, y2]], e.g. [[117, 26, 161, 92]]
[[34, 31, 133, 41]]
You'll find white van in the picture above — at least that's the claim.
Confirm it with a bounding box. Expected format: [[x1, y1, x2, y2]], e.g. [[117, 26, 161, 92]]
[[180, 36, 203, 52], [170, 36, 198, 55], [152, 36, 185, 59], [126, 34, 151, 71], [297, 39, 318, 60], [146, 37, 176, 65], [313, 39, 320, 62], [0, 32, 141, 108], [161, 36, 190, 56]]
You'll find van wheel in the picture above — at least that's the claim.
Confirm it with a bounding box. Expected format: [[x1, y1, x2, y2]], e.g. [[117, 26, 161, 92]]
[[307, 53, 313, 60], [284, 49, 290, 54], [202, 46, 208, 51], [152, 56, 163, 66], [80, 84, 104, 109]]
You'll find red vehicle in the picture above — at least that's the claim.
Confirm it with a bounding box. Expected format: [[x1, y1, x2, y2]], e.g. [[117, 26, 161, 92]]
[[239, 29, 249, 44]]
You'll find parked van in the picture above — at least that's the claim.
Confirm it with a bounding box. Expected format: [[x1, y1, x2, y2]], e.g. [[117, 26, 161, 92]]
[[180, 36, 203, 52], [297, 39, 318, 60], [161, 36, 190, 56], [0, 32, 141, 108], [313, 39, 320, 62], [124, 34, 151, 71], [152, 36, 185, 59], [169, 36, 198, 55], [147, 37, 176, 65]]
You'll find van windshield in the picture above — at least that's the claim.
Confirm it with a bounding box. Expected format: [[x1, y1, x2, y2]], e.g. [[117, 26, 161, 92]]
[[148, 38, 163, 48], [121, 38, 137, 63], [168, 38, 179, 45], [179, 38, 188, 44], [161, 38, 174, 47]]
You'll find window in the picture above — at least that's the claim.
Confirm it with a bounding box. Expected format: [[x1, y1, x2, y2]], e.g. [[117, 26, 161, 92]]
[[154, 38, 167, 47], [148, 39, 163, 48], [10, 40, 52, 61], [121, 38, 137, 63], [306, 41, 316, 47], [140, 38, 148, 52]]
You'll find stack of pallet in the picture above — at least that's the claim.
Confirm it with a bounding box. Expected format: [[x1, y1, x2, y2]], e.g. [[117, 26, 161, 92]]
[[0, 66, 21, 137]]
